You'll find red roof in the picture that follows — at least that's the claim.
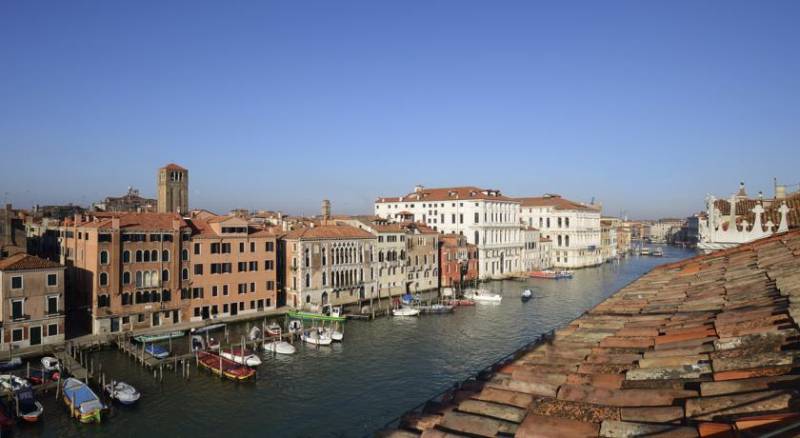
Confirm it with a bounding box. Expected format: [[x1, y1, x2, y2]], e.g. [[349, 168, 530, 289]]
[[517, 195, 599, 212], [0, 253, 62, 271], [74, 212, 187, 231], [284, 224, 376, 240], [162, 163, 187, 171], [377, 186, 515, 203]]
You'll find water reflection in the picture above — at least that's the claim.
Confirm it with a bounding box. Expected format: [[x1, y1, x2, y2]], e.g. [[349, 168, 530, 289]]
[[29, 247, 694, 437]]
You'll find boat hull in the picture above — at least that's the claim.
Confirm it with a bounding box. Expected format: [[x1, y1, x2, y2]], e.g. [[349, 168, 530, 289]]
[[264, 341, 296, 355], [197, 351, 256, 381]]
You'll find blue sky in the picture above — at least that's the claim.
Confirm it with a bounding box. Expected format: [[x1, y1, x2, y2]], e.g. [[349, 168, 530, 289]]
[[1, 1, 798, 219]]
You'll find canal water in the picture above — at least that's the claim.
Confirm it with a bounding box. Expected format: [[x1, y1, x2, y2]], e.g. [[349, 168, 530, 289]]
[[23, 246, 695, 438]]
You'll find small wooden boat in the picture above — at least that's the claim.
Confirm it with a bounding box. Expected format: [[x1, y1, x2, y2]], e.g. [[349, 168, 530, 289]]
[[452, 299, 475, 306], [105, 381, 141, 405], [0, 374, 29, 392], [393, 306, 420, 317], [529, 270, 558, 279], [134, 330, 184, 343], [464, 289, 502, 302], [15, 386, 44, 422], [521, 289, 533, 302], [144, 344, 170, 359], [196, 351, 256, 381], [301, 329, 332, 346], [220, 347, 262, 367], [0, 358, 22, 371], [62, 377, 103, 423], [263, 341, 296, 355], [41, 356, 60, 372]]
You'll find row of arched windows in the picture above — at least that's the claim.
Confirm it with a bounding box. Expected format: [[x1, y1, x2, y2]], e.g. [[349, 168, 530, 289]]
[[121, 249, 170, 264]]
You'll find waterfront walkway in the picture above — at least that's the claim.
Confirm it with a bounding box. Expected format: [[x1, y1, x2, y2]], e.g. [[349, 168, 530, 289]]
[[382, 230, 800, 437]]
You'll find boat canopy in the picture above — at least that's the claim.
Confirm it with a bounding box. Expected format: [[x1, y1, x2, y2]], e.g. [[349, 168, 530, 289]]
[[16, 386, 36, 411], [64, 379, 103, 414]]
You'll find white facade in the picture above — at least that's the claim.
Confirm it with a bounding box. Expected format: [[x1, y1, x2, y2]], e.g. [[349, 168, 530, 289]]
[[374, 186, 524, 279], [518, 196, 602, 269], [698, 193, 790, 253], [520, 228, 551, 271]]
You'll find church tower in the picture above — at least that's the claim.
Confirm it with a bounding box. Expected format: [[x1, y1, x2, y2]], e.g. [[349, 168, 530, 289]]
[[157, 163, 189, 214]]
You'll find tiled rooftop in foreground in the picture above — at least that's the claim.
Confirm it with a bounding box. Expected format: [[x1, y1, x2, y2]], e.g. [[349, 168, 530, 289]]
[[381, 229, 800, 437]]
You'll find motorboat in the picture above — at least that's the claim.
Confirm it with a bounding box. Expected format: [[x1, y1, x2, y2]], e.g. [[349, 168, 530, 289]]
[[144, 344, 170, 359], [288, 320, 303, 334], [263, 340, 296, 355], [41, 356, 60, 372], [420, 304, 455, 314], [191, 323, 226, 334], [196, 351, 256, 381], [134, 330, 184, 343], [0, 358, 22, 371], [266, 322, 283, 337], [104, 380, 141, 405], [248, 326, 262, 341], [393, 306, 420, 317], [452, 299, 475, 306], [220, 347, 263, 367], [521, 289, 533, 302], [301, 329, 332, 346], [529, 270, 558, 279], [557, 270, 574, 279], [191, 335, 220, 352], [640, 247, 651, 256], [319, 327, 343, 342], [653, 247, 664, 257], [0, 375, 29, 392], [62, 377, 104, 423], [15, 386, 44, 422], [464, 289, 503, 302]]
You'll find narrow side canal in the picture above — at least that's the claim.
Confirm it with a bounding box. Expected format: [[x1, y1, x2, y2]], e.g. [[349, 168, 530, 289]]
[[28, 247, 695, 438]]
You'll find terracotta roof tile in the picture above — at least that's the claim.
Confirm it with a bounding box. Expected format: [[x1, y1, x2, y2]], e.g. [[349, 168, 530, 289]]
[[517, 195, 600, 212], [0, 253, 62, 271], [284, 224, 376, 240], [377, 186, 515, 203]]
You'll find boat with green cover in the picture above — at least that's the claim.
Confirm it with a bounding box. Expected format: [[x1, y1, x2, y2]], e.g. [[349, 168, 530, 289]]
[[134, 330, 185, 343], [287, 310, 346, 322]]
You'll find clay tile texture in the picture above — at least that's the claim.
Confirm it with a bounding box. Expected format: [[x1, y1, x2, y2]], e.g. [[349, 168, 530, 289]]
[[378, 229, 800, 437]]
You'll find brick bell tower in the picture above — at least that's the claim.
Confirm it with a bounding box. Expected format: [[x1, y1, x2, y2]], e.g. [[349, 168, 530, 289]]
[[157, 163, 189, 214]]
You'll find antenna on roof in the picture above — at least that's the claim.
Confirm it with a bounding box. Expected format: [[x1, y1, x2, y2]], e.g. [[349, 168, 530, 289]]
[[590, 196, 595, 205]]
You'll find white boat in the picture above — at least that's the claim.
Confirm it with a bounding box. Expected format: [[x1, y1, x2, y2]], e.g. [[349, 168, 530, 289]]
[[288, 320, 303, 334], [220, 348, 262, 367], [393, 306, 420, 317], [266, 322, 283, 337], [41, 356, 61, 372], [191, 335, 220, 351], [104, 381, 141, 405], [318, 327, 343, 342], [0, 374, 29, 392], [653, 247, 664, 257], [521, 289, 533, 301], [464, 289, 503, 302], [301, 329, 332, 346], [263, 340, 296, 355], [248, 326, 262, 341]]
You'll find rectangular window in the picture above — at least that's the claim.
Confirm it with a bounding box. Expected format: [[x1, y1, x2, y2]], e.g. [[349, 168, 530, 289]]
[[12, 329, 23, 342], [194, 264, 203, 275], [249, 261, 258, 271], [47, 273, 57, 286], [238, 262, 247, 272], [474, 213, 479, 224], [48, 323, 58, 336], [238, 283, 246, 294], [47, 296, 58, 315], [249, 282, 255, 292], [267, 298, 271, 307], [212, 286, 218, 297], [98, 233, 112, 242], [250, 242, 255, 252], [211, 243, 220, 254], [11, 276, 22, 290], [266, 281, 274, 290], [194, 243, 201, 255], [223, 285, 229, 295], [239, 242, 245, 253], [194, 307, 200, 317], [264, 260, 274, 270], [11, 300, 24, 320], [223, 303, 229, 313], [265, 242, 274, 252], [222, 243, 231, 253]]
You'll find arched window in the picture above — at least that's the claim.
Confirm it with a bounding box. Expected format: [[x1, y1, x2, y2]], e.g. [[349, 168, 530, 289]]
[[100, 251, 109, 265], [306, 295, 311, 304], [142, 291, 151, 303], [378, 251, 384, 262], [152, 291, 160, 302], [558, 235, 563, 247], [122, 293, 130, 305], [474, 230, 480, 245], [122, 271, 131, 285], [123, 250, 130, 263], [98, 295, 110, 307], [143, 251, 150, 262], [99, 272, 108, 286], [322, 248, 326, 266], [144, 271, 152, 287], [162, 269, 169, 282], [565, 235, 570, 247], [136, 271, 143, 287], [136, 250, 143, 262], [135, 291, 143, 304], [305, 273, 310, 288], [322, 272, 327, 286], [151, 250, 158, 262], [162, 250, 169, 262], [182, 268, 188, 280], [181, 249, 188, 261], [304, 248, 310, 267]]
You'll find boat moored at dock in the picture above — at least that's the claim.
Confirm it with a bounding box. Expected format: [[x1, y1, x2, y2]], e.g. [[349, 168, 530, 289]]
[[105, 381, 141, 405], [463, 289, 502, 302], [134, 330, 185, 344], [264, 340, 296, 355], [15, 386, 44, 422], [220, 348, 262, 367], [144, 344, 170, 359], [196, 351, 256, 381], [62, 377, 104, 423]]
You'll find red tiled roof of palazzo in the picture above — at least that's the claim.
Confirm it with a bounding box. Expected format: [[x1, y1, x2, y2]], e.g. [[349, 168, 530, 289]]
[[517, 194, 600, 212], [377, 186, 515, 203], [75, 212, 187, 230], [0, 253, 61, 271], [284, 224, 376, 240], [381, 229, 800, 437]]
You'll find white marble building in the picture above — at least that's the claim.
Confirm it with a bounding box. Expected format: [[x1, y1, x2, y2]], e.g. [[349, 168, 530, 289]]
[[517, 195, 603, 268], [374, 186, 524, 279]]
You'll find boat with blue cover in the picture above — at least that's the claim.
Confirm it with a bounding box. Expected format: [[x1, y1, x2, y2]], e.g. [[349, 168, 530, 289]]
[[144, 344, 170, 359], [62, 377, 103, 423]]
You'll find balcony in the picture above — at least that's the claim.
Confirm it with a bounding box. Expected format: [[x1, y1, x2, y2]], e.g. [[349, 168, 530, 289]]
[[11, 314, 30, 322]]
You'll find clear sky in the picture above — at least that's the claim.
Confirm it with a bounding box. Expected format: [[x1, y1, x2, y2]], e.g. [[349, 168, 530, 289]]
[[1, 1, 798, 219]]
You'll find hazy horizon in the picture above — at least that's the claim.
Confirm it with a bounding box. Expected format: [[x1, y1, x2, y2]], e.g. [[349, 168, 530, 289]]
[[2, 1, 798, 219]]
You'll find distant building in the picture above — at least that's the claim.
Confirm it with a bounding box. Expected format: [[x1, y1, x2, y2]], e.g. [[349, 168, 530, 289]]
[[649, 218, 685, 243], [517, 195, 603, 268], [25, 217, 61, 261], [93, 187, 157, 213], [0, 204, 27, 258], [403, 222, 440, 294], [604, 217, 631, 255], [341, 216, 409, 299], [157, 163, 189, 214], [439, 233, 479, 289], [0, 253, 65, 351], [600, 219, 618, 261], [375, 186, 523, 279], [31, 203, 85, 220]]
